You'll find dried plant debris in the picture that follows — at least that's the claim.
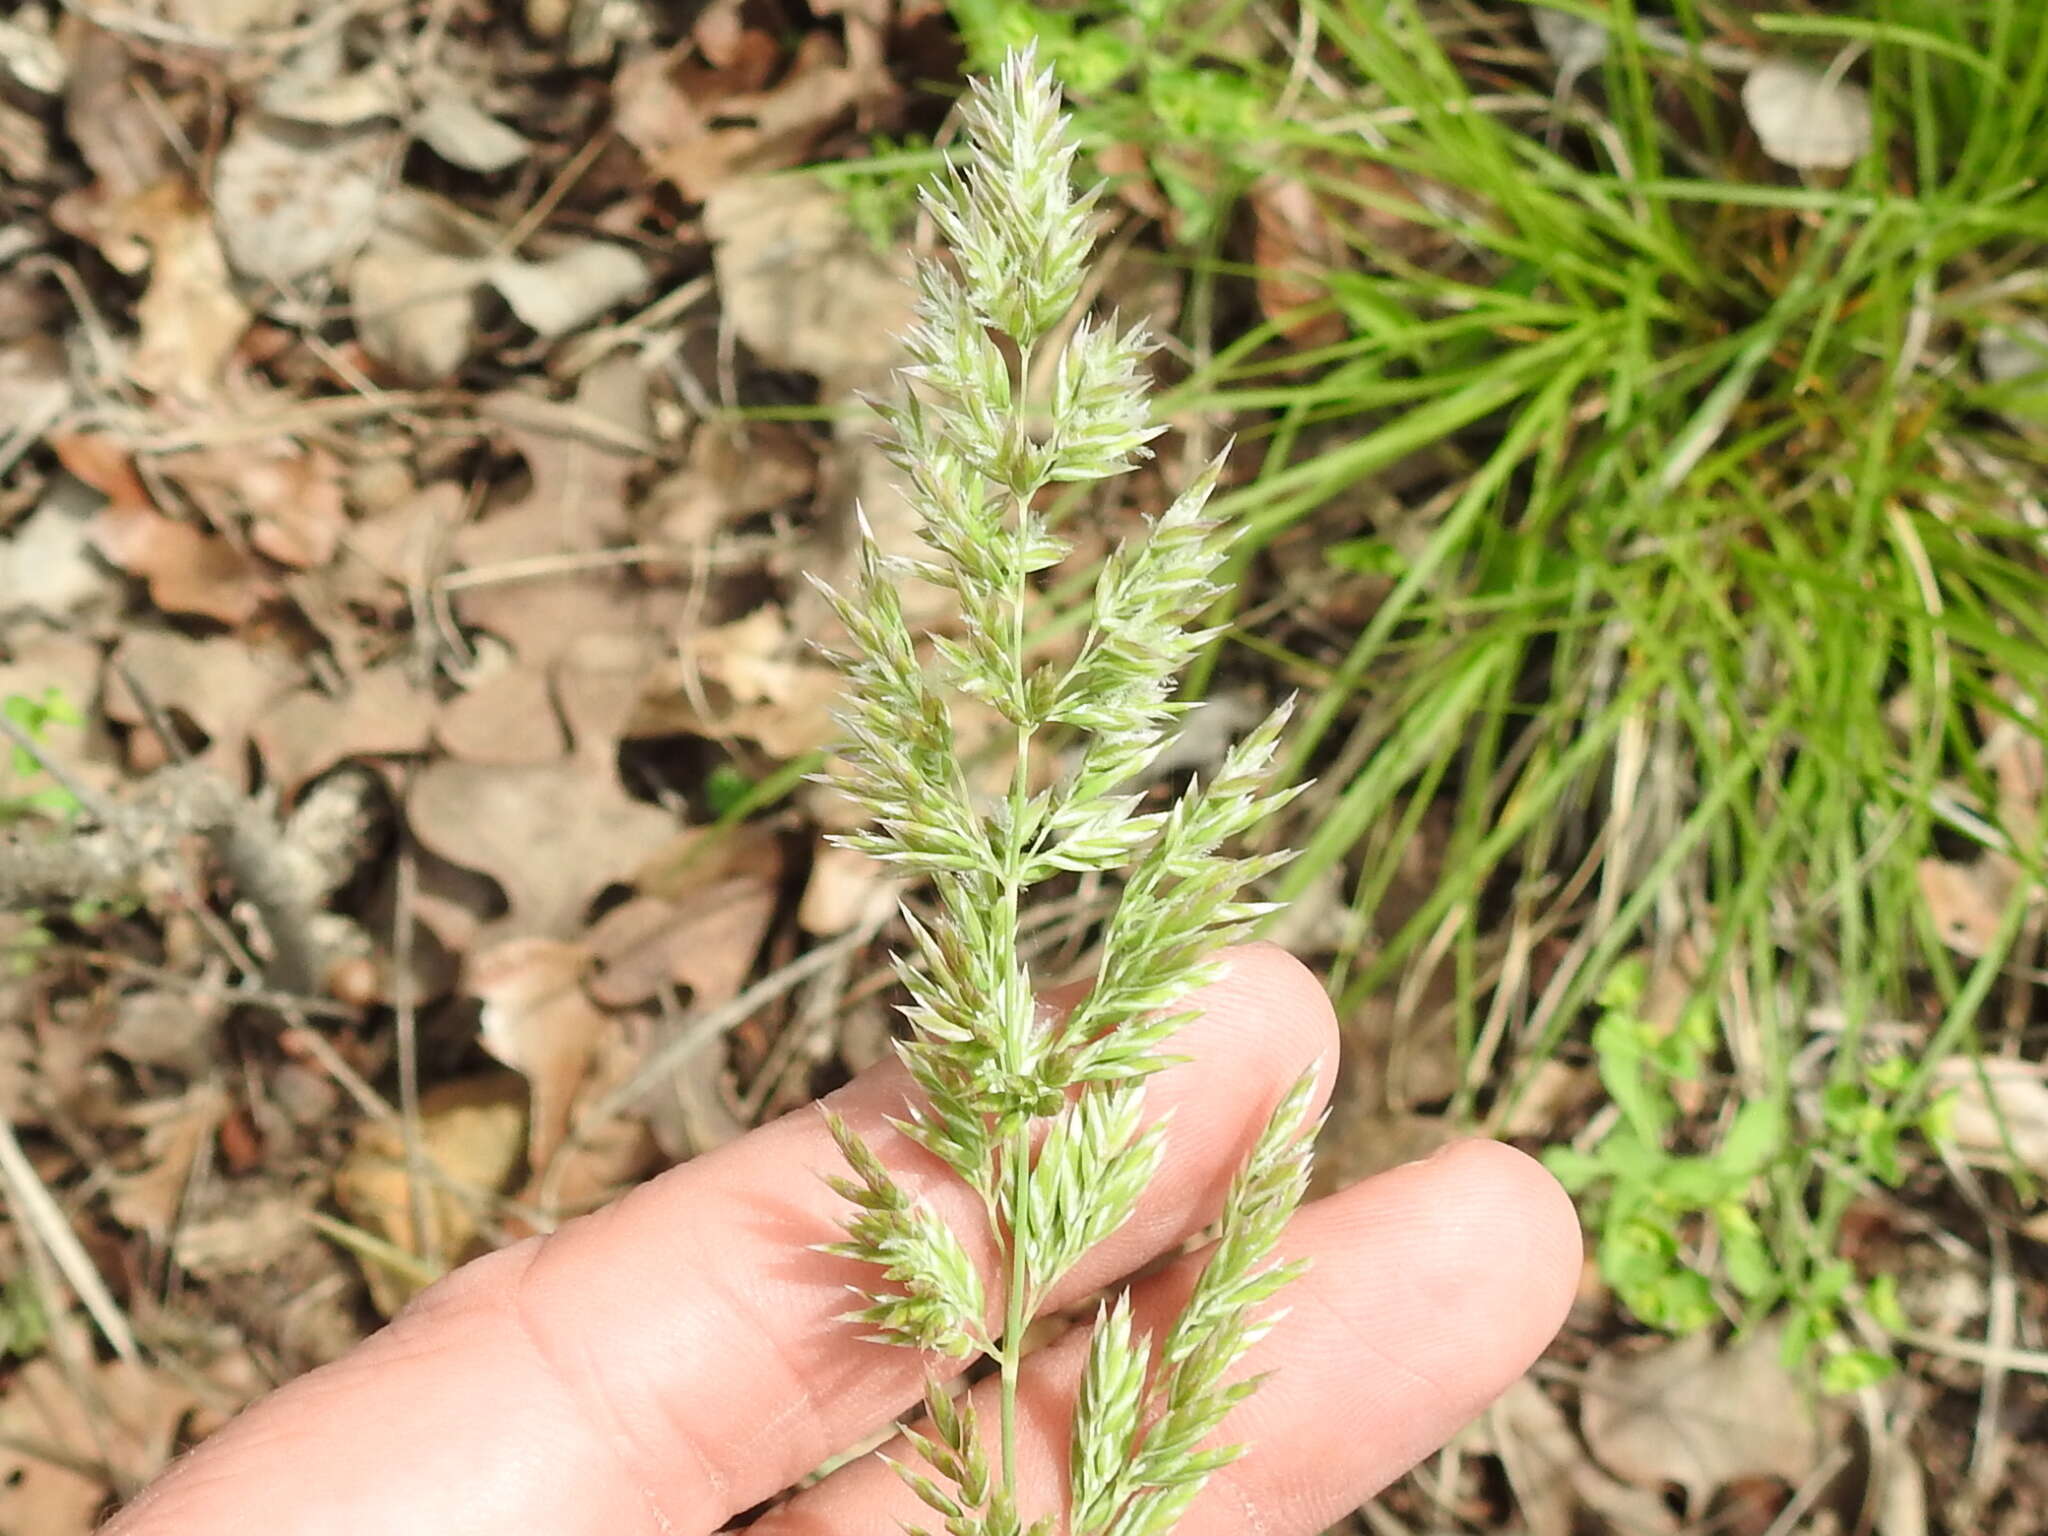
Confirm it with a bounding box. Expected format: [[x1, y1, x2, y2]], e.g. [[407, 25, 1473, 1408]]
[[1741, 58, 1874, 171], [2, 4, 2030, 1530]]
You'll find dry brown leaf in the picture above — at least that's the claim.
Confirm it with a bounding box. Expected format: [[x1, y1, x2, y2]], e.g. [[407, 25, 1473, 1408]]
[[1983, 694, 2045, 847], [213, 114, 395, 282], [615, 29, 880, 201], [435, 664, 568, 765], [107, 1082, 229, 1240], [348, 187, 647, 376], [344, 478, 461, 590], [169, 0, 304, 34], [0, 330, 69, 444], [257, 57, 405, 126], [652, 603, 846, 758], [449, 364, 656, 664], [407, 676, 675, 943], [105, 627, 299, 778], [127, 180, 251, 400], [172, 1186, 312, 1280], [92, 502, 275, 626], [702, 175, 912, 391], [634, 819, 788, 900], [412, 87, 533, 173], [252, 663, 436, 797], [0, 1357, 194, 1536], [59, 433, 277, 626], [536, 1010, 661, 1214], [1742, 59, 1873, 172], [155, 440, 350, 571], [488, 241, 650, 338], [640, 421, 816, 545], [243, 455, 349, 570], [0, 475, 120, 625], [0, 15, 62, 96], [1931, 1056, 2048, 1180], [1248, 175, 1347, 350], [1533, 7, 1610, 79], [49, 428, 150, 510], [1917, 853, 2023, 956], [472, 937, 612, 1177], [370, 847, 492, 1001], [1581, 1325, 1822, 1514], [105, 987, 223, 1074], [799, 842, 897, 937], [1488, 1377, 1681, 1536], [349, 211, 487, 383], [331, 1072, 527, 1316], [60, 27, 175, 209], [585, 878, 778, 1009]]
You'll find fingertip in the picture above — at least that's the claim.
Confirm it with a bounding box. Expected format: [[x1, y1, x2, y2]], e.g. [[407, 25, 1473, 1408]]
[[1196, 942, 1341, 1104], [1412, 1138, 1583, 1365], [1308, 1136, 1581, 1402]]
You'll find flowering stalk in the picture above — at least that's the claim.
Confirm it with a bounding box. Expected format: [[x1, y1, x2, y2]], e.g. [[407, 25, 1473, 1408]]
[[815, 50, 1316, 1536]]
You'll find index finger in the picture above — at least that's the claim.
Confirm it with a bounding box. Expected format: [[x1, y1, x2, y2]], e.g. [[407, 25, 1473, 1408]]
[[107, 943, 1338, 1536]]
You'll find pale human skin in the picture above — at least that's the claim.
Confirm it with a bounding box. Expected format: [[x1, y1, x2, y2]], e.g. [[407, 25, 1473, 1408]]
[[105, 945, 1581, 1535]]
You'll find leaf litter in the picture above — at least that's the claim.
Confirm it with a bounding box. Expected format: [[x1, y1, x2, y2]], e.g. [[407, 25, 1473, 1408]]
[[0, 7, 2030, 1534]]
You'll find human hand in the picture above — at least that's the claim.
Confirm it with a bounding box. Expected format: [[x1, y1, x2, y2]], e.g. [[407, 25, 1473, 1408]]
[[104, 945, 1580, 1535]]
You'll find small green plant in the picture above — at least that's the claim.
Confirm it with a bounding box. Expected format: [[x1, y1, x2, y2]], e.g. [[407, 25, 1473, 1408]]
[[816, 51, 1314, 1536], [1544, 959, 1945, 1390], [3, 686, 89, 973], [0, 1267, 47, 1362], [2, 687, 83, 822], [1542, 962, 1786, 1335]]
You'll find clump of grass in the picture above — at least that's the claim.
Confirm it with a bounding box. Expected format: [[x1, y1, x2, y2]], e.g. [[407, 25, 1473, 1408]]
[[952, 1, 2048, 1372], [815, 51, 1317, 1535]]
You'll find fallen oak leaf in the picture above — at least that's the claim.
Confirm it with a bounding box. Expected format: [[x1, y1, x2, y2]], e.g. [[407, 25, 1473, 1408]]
[[1581, 1325, 1827, 1516], [251, 662, 436, 799], [1485, 1377, 1680, 1536], [0, 1357, 195, 1536], [106, 627, 300, 779], [584, 879, 778, 1009], [701, 174, 912, 394], [212, 113, 395, 283], [1248, 174, 1347, 350], [407, 755, 675, 944], [472, 937, 613, 1178], [434, 664, 569, 766], [406, 642, 673, 947], [92, 503, 274, 626], [106, 1083, 230, 1241], [615, 28, 881, 202], [1931, 1056, 2048, 1180], [127, 179, 252, 401], [330, 1072, 528, 1317]]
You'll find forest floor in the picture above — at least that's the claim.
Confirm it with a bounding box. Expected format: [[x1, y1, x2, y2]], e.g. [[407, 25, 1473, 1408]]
[[1, 2, 2046, 1533]]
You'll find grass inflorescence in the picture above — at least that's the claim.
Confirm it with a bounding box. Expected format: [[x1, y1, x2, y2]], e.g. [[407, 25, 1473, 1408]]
[[815, 50, 1318, 1536]]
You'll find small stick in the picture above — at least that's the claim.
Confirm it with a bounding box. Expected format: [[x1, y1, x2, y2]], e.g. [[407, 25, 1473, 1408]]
[[587, 915, 884, 1127], [392, 836, 437, 1265], [0, 1114, 139, 1363]]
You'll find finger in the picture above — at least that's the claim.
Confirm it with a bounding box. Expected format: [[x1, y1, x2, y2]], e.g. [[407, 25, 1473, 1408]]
[[761, 1139, 1582, 1536], [107, 943, 1338, 1536]]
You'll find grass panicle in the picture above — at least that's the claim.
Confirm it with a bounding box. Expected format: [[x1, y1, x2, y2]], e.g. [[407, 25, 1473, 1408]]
[[815, 48, 1315, 1536]]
